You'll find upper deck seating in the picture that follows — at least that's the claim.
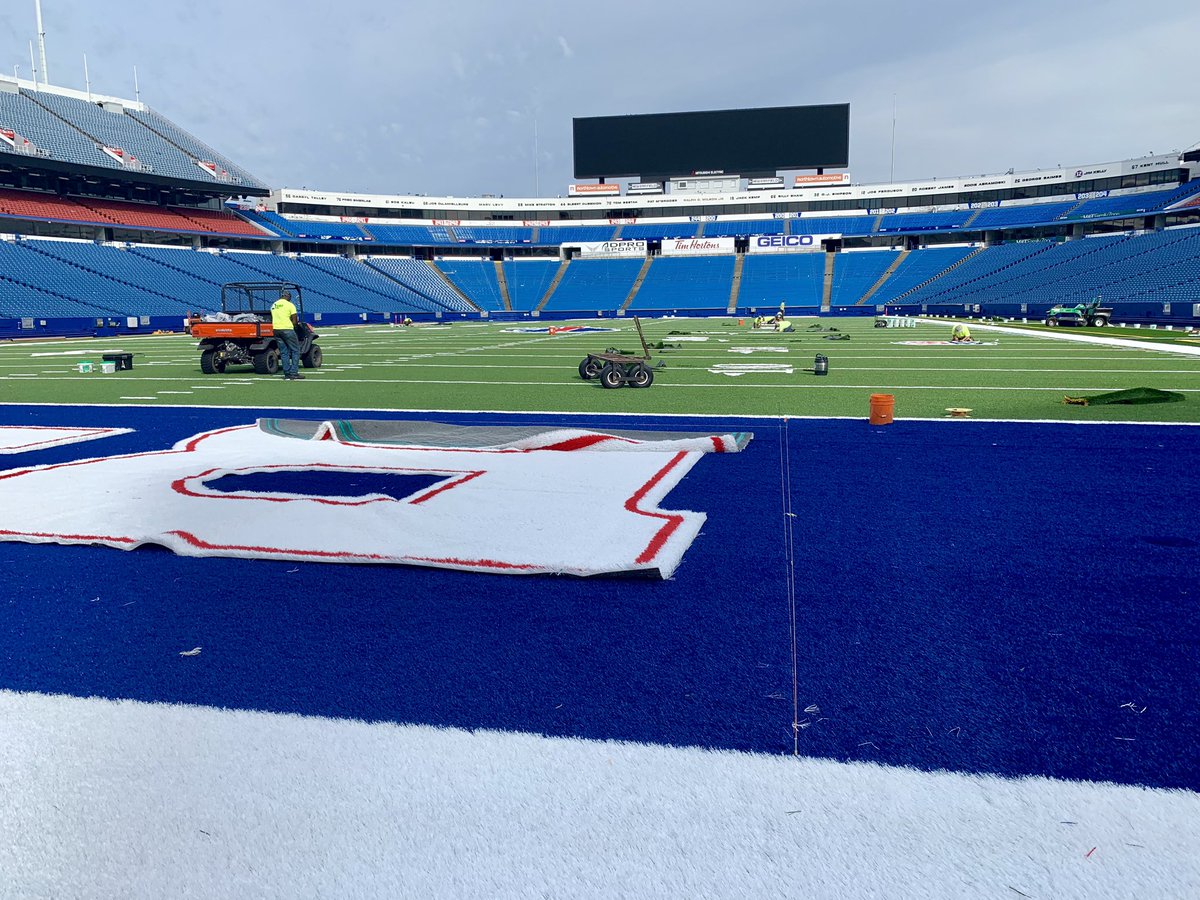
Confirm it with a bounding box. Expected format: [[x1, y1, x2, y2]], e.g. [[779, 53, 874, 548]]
[[452, 226, 533, 244], [29, 90, 202, 182], [877, 210, 974, 232], [967, 201, 1077, 229], [0, 89, 122, 171], [124, 105, 264, 187], [704, 219, 785, 237], [792, 216, 876, 235], [534, 225, 616, 244], [620, 222, 698, 240]]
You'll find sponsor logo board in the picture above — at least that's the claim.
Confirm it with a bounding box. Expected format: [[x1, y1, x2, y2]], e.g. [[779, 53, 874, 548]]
[[794, 173, 851, 186], [576, 240, 647, 258], [747, 234, 840, 253], [568, 183, 622, 196], [661, 237, 737, 256]]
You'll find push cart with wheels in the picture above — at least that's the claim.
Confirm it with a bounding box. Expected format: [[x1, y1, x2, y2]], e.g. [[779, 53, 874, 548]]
[[577, 316, 658, 389]]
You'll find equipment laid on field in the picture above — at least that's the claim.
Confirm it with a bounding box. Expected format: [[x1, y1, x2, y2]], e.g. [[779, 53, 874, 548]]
[[578, 316, 659, 389], [102, 352, 133, 371], [189, 283, 323, 375], [1063, 387, 1184, 406], [875, 316, 917, 328], [1044, 299, 1113, 327]]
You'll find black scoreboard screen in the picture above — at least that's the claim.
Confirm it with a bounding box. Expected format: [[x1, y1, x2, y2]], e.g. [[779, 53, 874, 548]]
[[572, 103, 849, 179]]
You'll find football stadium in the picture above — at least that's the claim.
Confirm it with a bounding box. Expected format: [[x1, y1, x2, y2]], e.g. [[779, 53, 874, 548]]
[[1, 4, 1198, 898]]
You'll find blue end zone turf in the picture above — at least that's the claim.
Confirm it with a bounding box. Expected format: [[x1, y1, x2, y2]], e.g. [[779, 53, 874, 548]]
[[0, 404, 1196, 791]]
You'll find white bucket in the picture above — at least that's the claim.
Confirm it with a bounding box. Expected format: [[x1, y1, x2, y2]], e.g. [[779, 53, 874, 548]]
[[77, 362, 93, 374], [101, 361, 117, 374]]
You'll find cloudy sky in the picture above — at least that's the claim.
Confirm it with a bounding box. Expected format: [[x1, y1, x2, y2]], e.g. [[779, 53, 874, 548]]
[[0, 0, 1197, 198]]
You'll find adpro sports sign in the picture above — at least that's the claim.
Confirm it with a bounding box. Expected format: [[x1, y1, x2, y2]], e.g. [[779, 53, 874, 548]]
[[576, 240, 647, 258], [747, 234, 840, 254]]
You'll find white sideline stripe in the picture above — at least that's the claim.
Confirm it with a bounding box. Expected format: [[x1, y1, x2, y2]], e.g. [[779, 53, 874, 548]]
[[6, 400, 1196, 427], [0, 691, 1195, 900], [963, 322, 1200, 357], [5, 375, 1200, 393]]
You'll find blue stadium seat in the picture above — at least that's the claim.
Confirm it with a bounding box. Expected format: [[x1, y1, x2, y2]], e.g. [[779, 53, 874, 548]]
[[435, 259, 505, 311], [828, 251, 898, 305], [534, 225, 617, 244], [738, 254, 826, 308], [500, 259, 562, 311], [542, 258, 644, 313], [361, 257, 475, 312], [628, 256, 735, 311]]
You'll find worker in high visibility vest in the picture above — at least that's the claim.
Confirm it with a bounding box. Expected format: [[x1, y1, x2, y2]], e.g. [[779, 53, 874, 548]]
[[271, 290, 304, 380]]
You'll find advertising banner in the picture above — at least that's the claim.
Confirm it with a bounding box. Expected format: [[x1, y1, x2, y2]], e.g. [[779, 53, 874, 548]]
[[661, 237, 737, 257], [577, 240, 647, 258], [568, 183, 621, 196], [627, 182, 664, 195], [747, 177, 785, 190], [794, 173, 851, 186], [747, 234, 840, 254]]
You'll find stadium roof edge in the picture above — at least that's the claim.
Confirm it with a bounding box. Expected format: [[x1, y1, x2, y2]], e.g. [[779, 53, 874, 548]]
[[0, 74, 145, 111]]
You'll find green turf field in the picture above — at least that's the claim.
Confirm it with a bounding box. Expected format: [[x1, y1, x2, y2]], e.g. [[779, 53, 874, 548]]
[[2, 316, 1198, 422]]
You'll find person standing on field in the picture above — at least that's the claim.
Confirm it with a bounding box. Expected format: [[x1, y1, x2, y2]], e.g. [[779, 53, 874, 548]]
[[271, 290, 304, 380]]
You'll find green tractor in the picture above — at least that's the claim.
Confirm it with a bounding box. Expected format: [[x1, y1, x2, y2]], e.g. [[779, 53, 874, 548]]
[[1044, 298, 1114, 328]]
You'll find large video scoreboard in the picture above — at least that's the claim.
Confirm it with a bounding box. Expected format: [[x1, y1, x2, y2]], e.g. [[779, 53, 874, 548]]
[[572, 103, 849, 180]]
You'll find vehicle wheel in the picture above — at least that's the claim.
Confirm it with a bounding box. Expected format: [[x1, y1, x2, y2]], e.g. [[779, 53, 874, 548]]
[[629, 364, 654, 388], [579, 357, 603, 380], [599, 364, 624, 389], [1045, 318, 1055, 327], [1092, 316, 1109, 327], [302, 344, 323, 368], [200, 349, 220, 374], [254, 349, 280, 375]]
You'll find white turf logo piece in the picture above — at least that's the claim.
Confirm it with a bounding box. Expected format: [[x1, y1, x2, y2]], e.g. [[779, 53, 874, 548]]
[[708, 363, 794, 376], [0, 423, 750, 578], [0, 426, 133, 454]]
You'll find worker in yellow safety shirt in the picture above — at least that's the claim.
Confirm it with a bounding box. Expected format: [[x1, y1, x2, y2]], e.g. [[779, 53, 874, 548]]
[[950, 323, 972, 343], [270, 290, 304, 380]]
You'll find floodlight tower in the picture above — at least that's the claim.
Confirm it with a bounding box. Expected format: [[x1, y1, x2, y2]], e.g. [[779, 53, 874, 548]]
[[35, 0, 49, 85]]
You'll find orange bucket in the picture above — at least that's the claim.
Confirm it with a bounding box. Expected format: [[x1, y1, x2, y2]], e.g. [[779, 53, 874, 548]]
[[738, 318, 745, 325], [869, 393, 895, 425]]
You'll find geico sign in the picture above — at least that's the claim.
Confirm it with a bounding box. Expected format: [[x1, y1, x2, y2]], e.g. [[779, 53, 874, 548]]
[[748, 234, 840, 253]]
